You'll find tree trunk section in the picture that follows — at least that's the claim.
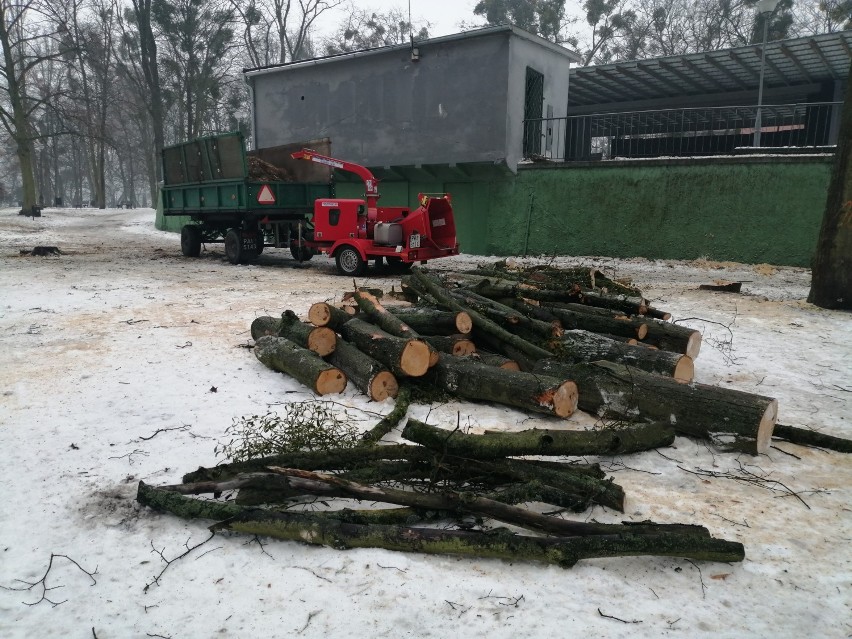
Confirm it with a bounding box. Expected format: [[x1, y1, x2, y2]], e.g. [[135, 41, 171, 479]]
[[452, 288, 563, 339], [545, 304, 649, 340], [809, 61, 852, 309], [640, 318, 702, 359], [421, 334, 476, 356], [250, 311, 337, 356], [327, 336, 398, 401], [354, 291, 439, 366], [533, 359, 777, 454], [551, 329, 694, 381], [387, 308, 473, 335], [403, 418, 674, 459], [254, 335, 346, 395], [423, 355, 578, 418], [339, 318, 431, 377], [308, 302, 355, 330], [472, 350, 520, 371]]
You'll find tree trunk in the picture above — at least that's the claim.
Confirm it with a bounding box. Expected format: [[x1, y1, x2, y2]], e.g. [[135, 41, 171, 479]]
[[772, 423, 852, 453], [327, 336, 398, 402], [339, 318, 431, 377], [544, 304, 649, 340], [420, 334, 476, 356], [308, 302, 356, 330], [139, 482, 744, 567], [359, 385, 412, 444], [422, 355, 578, 418], [354, 291, 439, 366], [640, 319, 702, 358], [250, 311, 337, 356], [550, 330, 694, 381], [452, 288, 563, 339], [254, 335, 346, 395], [387, 308, 473, 335], [402, 418, 674, 459], [809, 61, 852, 309], [533, 359, 778, 454], [408, 268, 553, 363]]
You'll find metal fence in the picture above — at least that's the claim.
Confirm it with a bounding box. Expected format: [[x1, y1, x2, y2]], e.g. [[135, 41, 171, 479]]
[[522, 102, 841, 161]]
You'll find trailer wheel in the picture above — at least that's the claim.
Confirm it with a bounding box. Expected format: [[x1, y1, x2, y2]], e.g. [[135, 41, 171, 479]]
[[224, 229, 242, 264], [290, 245, 314, 262], [335, 246, 366, 276], [181, 225, 202, 257]]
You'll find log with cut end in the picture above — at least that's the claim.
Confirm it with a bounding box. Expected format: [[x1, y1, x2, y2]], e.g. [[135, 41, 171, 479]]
[[402, 418, 674, 459], [339, 318, 431, 377], [551, 329, 694, 381], [387, 308, 473, 335], [544, 305, 649, 340], [326, 336, 398, 401], [452, 288, 563, 339], [640, 319, 702, 359], [251, 311, 337, 356], [532, 359, 777, 454], [354, 291, 440, 366], [254, 335, 347, 395], [421, 334, 476, 356], [472, 349, 520, 371], [423, 354, 578, 418], [308, 302, 356, 330]]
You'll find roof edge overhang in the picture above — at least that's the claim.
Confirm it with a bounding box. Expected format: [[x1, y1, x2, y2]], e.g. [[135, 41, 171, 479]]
[[244, 25, 581, 80]]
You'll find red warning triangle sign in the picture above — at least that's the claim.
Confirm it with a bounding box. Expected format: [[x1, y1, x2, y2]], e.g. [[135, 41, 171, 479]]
[[257, 184, 276, 204]]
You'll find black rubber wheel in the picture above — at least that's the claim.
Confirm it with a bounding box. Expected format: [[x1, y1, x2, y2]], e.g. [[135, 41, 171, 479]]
[[181, 225, 202, 257], [290, 245, 314, 262], [335, 246, 366, 276], [224, 229, 242, 264]]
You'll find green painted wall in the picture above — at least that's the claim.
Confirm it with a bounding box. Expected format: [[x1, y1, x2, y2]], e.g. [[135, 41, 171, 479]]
[[158, 157, 832, 267], [493, 159, 831, 266]]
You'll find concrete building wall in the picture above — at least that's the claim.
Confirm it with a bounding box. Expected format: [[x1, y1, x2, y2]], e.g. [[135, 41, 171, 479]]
[[505, 36, 571, 167], [249, 33, 513, 168]]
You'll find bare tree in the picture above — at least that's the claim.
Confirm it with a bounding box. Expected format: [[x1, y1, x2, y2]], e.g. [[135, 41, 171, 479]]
[[323, 5, 431, 55]]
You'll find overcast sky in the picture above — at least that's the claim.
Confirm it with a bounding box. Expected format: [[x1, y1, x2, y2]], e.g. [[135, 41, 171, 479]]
[[317, 1, 483, 39]]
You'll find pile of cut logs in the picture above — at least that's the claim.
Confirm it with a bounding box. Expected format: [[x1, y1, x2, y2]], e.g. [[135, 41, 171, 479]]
[[136, 263, 850, 568], [249, 263, 777, 456]]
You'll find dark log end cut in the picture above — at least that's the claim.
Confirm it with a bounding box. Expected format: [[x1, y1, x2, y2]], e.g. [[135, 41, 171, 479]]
[[537, 381, 579, 418], [452, 339, 476, 356]]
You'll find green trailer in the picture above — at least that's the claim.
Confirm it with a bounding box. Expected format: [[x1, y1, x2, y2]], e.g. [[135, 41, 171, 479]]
[[161, 132, 333, 263]]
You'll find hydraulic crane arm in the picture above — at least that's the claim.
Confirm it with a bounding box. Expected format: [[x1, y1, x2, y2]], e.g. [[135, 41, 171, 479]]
[[291, 149, 380, 209]]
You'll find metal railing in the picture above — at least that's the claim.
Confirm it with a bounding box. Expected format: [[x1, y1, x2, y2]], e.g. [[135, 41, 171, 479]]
[[522, 102, 841, 161]]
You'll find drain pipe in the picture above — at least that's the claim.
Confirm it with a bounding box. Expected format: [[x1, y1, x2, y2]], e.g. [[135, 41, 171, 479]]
[[523, 192, 535, 257]]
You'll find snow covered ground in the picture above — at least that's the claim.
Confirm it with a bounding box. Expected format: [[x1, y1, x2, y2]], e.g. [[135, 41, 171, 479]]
[[0, 207, 849, 638]]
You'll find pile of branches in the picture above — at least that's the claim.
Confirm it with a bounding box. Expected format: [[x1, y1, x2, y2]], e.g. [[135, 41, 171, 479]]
[[137, 261, 850, 568]]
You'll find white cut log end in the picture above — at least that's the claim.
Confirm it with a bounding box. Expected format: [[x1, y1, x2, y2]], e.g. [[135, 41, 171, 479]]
[[369, 371, 399, 402], [316, 369, 347, 395], [686, 331, 702, 359], [674, 356, 695, 383], [553, 381, 579, 418], [756, 399, 778, 454]]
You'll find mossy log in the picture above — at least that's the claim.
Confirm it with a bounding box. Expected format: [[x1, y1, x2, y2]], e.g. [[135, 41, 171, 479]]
[[354, 290, 440, 367], [470, 349, 520, 371], [640, 318, 702, 359], [254, 335, 346, 395], [533, 359, 778, 454], [308, 302, 356, 330], [423, 354, 578, 418], [359, 384, 412, 445], [551, 329, 694, 382], [327, 335, 398, 401], [772, 423, 852, 453], [387, 308, 473, 335], [139, 482, 744, 567], [402, 418, 674, 459], [339, 318, 431, 377], [250, 311, 337, 356], [408, 268, 553, 364], [421, 334, 476, 356], [451, 288, 563, 339]]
